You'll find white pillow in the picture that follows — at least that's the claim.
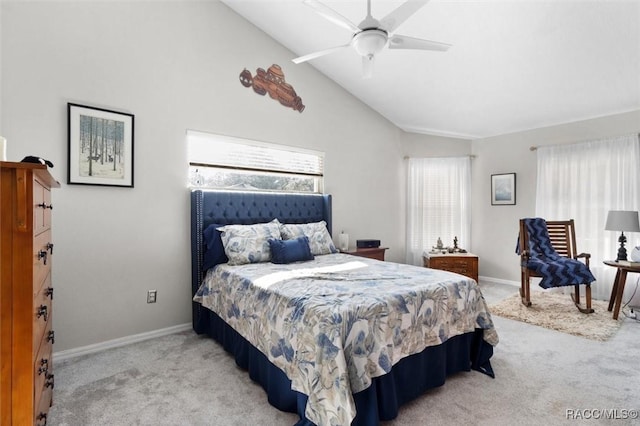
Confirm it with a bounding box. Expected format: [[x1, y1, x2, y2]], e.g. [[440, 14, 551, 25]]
[[279, 221, 337, 256], [218, 219, 281, 265]]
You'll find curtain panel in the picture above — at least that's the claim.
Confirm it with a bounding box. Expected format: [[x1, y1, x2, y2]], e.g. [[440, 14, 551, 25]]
[[405, 157, 471, 266], [535, 133, 640, 302]]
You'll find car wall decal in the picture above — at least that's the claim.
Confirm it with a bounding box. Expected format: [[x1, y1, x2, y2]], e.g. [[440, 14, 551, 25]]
[[239, 64, 305, 113]]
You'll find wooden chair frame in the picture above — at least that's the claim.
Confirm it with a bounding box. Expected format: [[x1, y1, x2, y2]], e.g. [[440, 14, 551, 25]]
[[519, 219, 594, 314]]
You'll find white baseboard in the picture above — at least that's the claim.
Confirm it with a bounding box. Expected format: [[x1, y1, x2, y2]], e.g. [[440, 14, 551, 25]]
[[479, 276, 520, 287], [53, 323, 192, 363]]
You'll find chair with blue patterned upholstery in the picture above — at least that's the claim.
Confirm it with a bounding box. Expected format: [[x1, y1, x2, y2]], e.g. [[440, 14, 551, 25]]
[[518, 218, 596, 314]]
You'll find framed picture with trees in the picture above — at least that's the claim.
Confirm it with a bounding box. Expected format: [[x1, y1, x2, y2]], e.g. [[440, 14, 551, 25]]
[[67, 103, 134, 187]]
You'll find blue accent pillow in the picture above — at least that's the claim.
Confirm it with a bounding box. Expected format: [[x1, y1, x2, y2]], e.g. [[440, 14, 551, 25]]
[[268, 236, 314, 264], [203, 223, 229, 271]]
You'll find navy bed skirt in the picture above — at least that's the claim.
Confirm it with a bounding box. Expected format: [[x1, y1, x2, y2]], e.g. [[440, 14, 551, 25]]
[[194, 305, 494, 426]]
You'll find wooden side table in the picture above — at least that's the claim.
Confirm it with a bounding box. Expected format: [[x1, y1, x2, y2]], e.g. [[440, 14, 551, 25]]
[[343, 247, 388, 261], [603, 260, 640, 320], [423, 252, 479, 282]]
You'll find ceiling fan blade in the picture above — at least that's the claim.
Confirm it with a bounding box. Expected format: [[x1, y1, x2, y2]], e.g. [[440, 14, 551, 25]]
[[362, 55, 374, 79], [379, 0, 429, 33], [303, 0, 360, 33], [389, 34, 451, 51], [292, 44, 351, 64]]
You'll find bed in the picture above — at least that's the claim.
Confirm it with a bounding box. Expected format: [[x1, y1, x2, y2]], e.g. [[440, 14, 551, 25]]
[[190, 189, 498, 426]]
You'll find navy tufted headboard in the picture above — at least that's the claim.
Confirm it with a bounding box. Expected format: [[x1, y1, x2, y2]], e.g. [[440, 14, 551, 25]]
[[190, 189, 332, 330]]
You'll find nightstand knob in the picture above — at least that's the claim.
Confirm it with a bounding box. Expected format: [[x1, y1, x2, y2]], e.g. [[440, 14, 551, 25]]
[[45, 287, 54, 299], [47, 330, 55, 344]]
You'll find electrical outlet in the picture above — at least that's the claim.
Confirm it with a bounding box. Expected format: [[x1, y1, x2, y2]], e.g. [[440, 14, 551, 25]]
[[147, 290, 157, 304]]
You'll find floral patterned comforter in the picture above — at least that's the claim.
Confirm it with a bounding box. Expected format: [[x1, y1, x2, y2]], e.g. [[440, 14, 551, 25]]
[[194, 253, 498, 426]]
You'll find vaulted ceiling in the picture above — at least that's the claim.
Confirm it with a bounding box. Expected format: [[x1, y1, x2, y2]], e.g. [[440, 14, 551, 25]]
[[223, 0, 640, 139]]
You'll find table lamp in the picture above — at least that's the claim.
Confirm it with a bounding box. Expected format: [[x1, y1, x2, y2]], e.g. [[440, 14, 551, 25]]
[[605, 210, 640, 261]]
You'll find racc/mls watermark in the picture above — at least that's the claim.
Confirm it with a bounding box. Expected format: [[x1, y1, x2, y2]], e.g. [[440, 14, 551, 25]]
[[566, 409, 638, 420]]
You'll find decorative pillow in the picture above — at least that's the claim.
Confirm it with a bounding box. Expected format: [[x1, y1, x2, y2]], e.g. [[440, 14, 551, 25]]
[[217, 220, 281, 265], [279, 221, 337, 256], [268, 236, 314, 264], [202, 223, 229, 271]]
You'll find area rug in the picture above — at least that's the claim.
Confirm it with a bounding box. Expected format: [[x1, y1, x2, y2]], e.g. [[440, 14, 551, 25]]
[[489, 291, 623, 341]]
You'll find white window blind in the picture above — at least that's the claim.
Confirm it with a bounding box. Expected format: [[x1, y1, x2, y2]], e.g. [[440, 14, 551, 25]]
[[406, 157, 471, 266], [188, 131, 323, 176], [187, 130, 324, 193]]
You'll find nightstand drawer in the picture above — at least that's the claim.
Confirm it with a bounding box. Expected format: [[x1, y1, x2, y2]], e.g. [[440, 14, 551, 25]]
[[344, 247, 388, 261], [423, 253, 479, 282]]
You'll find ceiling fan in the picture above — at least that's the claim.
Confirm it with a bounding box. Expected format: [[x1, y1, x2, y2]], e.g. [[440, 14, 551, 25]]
[[292, 0, 451, 78]]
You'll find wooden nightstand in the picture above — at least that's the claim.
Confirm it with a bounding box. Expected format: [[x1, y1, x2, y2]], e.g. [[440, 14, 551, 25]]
[[343, 247, 388, 261], [423, 252, 479, 282]]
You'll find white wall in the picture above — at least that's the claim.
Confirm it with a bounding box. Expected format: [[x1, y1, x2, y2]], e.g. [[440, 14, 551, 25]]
[[0, 0, 426, 351], [0, 2, 3, 134], [471, 110, 640, 285], [4, 0, 634, 352], [401, 132, 471, 158]]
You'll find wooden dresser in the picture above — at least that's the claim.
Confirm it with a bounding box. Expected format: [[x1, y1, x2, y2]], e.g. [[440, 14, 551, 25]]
[[423, 252, 479, 282], [1, 162, 59, 425]]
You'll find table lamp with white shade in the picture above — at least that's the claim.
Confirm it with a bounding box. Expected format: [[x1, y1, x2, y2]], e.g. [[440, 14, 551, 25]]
[[605, 210, 640, 261]]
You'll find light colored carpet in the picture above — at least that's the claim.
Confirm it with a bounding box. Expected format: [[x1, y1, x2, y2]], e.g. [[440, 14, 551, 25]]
[[489, 291, 623, 341], [48, 282, 640, 425]]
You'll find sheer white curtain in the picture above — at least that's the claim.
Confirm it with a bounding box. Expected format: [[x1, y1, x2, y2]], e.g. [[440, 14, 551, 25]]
[[406, 157, 471, 266], [535, 133, 640, 301]]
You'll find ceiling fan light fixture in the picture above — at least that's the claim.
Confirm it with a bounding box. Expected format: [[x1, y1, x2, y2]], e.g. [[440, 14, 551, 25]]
[[352, 29, 388, 57]]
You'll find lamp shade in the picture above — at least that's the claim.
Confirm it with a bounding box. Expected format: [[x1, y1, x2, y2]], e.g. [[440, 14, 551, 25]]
[[605, 210, 640, 232]]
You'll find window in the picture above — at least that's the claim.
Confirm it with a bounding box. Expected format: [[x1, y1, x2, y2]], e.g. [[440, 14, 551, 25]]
[[535, 133, 640, 301], [405, 157, 471, 266], [187, 130, 324, 193]]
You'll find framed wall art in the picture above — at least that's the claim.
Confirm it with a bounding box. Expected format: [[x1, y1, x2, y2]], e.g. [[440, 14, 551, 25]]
[[491, 173, 516, 205], [68, 103, 134, 187]]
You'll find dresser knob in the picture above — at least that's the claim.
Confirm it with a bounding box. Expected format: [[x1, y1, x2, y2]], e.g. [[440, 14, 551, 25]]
[[47, 242, 54, 254], [36, 305, 48, 322], [47, 330, 55, 344], [38, 250, 48, 265], [45, 373, 55, 389], [37, 202, 53, 210], [36, 412, 47, 426], [45, 287, 54, 299], [38, 358, 49, 375]]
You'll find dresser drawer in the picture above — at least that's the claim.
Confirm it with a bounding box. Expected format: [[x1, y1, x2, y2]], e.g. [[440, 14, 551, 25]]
[[33, 178, 53, 235], [33, 276, 53, 361], [33, 281, 53, 359], [33, 386, 53, 426], [33, 335, 53, 412], [33, 230, 53, 294]]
